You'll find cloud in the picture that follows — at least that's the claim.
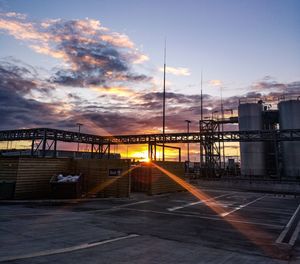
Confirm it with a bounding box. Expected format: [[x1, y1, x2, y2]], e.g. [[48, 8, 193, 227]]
[[0, 60, 62, 129], [3, 12, 27, 20], [0, 58, 46, 95], [0, 59, 212, 134], [1, 60, 300, 135], [209, 79, 222, 86], [0, 13, 299, 136], [251, 77, 300, 94], [0, 13, 151, 88], [91, 86, 136, 97], [159, 66, 191, 76]]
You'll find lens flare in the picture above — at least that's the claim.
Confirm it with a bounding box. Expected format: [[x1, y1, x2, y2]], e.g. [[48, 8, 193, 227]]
[[150, 162, 279, 258]]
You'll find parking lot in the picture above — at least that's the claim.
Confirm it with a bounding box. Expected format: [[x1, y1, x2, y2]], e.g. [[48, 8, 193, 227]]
[[0, 188, 300, 263]]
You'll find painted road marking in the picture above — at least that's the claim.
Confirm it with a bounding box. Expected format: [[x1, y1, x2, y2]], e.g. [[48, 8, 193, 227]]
[[0, 200, 154, 217], [167, 193, 234, 212], [290, 216, 300, 246], [115, 200, 153, 208], [120, 207, 283, 229], [276, 203, 300, 246], [0, 234, 139, 262], [220, 195, 267, 217]]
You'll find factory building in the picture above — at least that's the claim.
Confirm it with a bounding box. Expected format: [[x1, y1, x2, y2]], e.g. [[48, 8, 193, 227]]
[[238, 97, 300, 178]]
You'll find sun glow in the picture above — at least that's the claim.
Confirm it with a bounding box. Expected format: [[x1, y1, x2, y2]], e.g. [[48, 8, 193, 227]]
[[150, 162, 277, 258]]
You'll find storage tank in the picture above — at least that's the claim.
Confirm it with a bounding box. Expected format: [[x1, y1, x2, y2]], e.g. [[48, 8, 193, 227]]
[[278, 99, 300, 177], [238, 101, 266, 176]]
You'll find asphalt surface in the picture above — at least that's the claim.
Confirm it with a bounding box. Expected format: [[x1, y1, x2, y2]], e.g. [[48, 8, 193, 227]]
[[0, 188, 300, 264]]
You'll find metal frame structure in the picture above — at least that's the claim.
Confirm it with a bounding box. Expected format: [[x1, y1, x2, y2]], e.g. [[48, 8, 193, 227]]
[[0, 128, 109, 158], [148, 143, 181, 162], [1, 128, 300, 144], [1, 127, 300, 162], [199, 119, 221, 176]]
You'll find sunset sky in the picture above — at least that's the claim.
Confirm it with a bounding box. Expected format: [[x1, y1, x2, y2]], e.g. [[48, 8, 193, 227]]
[[0, 0, 299, 160]]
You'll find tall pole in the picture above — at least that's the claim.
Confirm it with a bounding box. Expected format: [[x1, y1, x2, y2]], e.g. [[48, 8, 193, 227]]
[[200, 71, 204, 166], [200, 71, 203, 121], [185, 120, 191, 163], [162, 40, 166, 161], [220, 86, 225, 168]]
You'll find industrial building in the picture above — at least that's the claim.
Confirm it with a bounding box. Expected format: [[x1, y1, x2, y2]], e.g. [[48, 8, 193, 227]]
[[0, 97, 300, 200], [238, 96, 300, 178]]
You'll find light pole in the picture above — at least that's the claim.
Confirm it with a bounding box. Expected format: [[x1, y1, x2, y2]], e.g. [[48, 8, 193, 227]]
[[76, 123, 83, 153], [185, 120, 191, 163]]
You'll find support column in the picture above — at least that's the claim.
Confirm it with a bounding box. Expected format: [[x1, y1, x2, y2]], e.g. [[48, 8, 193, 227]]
[[107, 144, 110, 159], [148, 143, 152, 161], [274, 138, 280, 180], [91, 143, 94, 159], [31, 139, 35, 157], [42, 129, 47, 157], [98, 144, 102, 159], [179, 148, 181, 162], [53, 133, 57, 158]]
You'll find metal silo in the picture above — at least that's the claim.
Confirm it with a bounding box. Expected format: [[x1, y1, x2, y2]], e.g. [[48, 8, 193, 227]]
[[278, 98, 300, 177], [238, 101, 266, 176]]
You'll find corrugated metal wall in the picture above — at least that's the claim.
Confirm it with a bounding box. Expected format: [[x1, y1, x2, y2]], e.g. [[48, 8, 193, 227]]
[[0, 158, 20, 181], [131, 166, 151, 193], [15, 158, 72, 199], [150, 161, 185, 195], [73, 159, 131, 198], [131, 162, 185, 195], [0, 158, 185, 199]]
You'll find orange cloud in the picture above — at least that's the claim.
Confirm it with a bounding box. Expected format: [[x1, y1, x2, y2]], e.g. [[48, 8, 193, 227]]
[[30, 44, 67, 60], [209, 79, 222, 86], [100, 33, 134, 48], [91, 86, 136, 97], [0, 13, 149, 68], [0, 19, 46, 41]]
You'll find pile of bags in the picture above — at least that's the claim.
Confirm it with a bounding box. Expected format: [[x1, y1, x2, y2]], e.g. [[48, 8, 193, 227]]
[[57, 174, 80, 183]]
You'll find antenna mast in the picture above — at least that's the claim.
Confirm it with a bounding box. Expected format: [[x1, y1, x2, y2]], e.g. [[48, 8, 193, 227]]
[[200, 71, 203, 121], [199, 70, 204, 166], [162, 40, 166, 161]]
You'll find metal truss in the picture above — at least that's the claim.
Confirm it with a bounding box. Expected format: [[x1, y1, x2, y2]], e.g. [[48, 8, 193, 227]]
[[1, 127, 300, 160], [103, 129, 300, 144], [0, 128, 109, 158], [199, 120, 221, 176], [1, 128, 300, 145]]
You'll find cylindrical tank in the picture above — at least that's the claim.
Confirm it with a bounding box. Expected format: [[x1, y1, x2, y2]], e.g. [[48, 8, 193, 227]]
[[278, 99, 300, 177], [238, 102, 266, 176]]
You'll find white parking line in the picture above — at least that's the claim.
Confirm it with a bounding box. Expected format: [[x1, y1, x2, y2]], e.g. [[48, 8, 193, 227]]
[[116, 200, 153, 208], [276, 203, 300, 245], [0, 234, 139, 262], [220, 195, 266, 217], [167, 193, 234, 212], [92, 199, 153, 213], [290, 216, 300, 246], [120, 207, 283, 228], [0, 200, 154, 217]]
